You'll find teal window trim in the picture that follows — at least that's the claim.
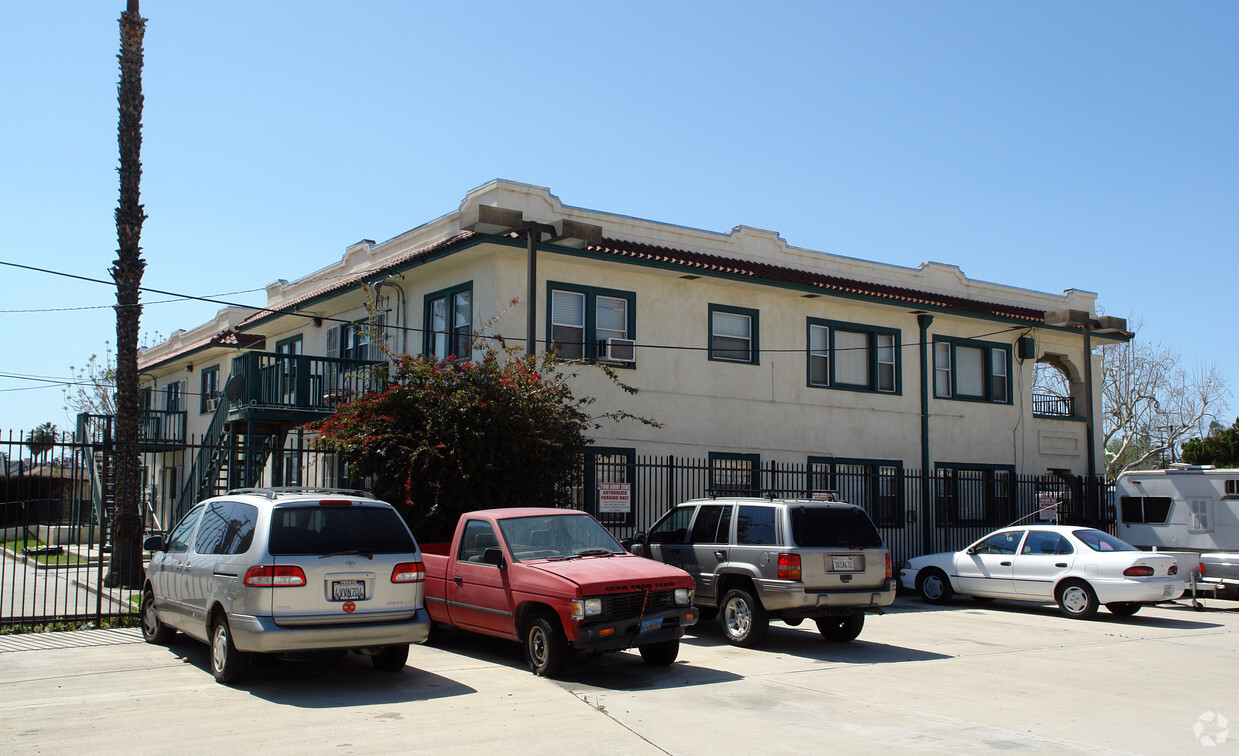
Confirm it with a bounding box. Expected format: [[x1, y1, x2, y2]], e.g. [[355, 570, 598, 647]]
[[708, 304, 760, 365], [932, 337, 1013, 404], [423, 281, 473, 360], [808, 456, 905, 525], [545, 281, 637, 366], [584, 446, 637, 526], [274, 334, 303, 354], [199, 365, 220, 414], [708, 451, 761, 493], [934, 462, 1017, 525], [805, 318, 901, 394]]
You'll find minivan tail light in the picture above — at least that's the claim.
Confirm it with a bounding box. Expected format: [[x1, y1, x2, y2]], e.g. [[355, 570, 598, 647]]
[[392, 561, 425, 583], [244, 565, 307, 587], [1123, 565, 1155, 577], [777, 553, 802, 581], [885, 553, 892, 580]]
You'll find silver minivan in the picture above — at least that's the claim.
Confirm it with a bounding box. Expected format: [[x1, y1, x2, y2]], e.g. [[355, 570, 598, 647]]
[[141, 487, 429, 683], [629, 497, 896, 646]]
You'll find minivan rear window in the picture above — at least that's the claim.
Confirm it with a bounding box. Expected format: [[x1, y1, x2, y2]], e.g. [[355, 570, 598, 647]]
[[790, 506, 883, 549], [268, 506, 416, 555]]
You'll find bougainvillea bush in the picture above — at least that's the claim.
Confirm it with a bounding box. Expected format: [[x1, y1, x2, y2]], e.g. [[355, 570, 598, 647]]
[[311, 347, 597, 542]]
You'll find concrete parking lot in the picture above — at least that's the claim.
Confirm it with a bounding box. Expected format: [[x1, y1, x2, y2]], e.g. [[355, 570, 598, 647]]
[[1, 597, 1236, 755]]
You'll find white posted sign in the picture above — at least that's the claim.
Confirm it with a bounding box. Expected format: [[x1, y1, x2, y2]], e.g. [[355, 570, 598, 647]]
[[599, 482, 631, 514]]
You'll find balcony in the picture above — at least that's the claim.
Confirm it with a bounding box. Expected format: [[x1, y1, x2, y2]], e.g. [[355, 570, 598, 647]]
[[226, 351, 387, 419], [1033, 393, 1076, 419], [76, 409, 187, 450]]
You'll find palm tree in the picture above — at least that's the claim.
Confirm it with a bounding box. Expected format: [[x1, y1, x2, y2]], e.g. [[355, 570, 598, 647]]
[[25, 422, 58, 466], [105, 0, 147, 589]]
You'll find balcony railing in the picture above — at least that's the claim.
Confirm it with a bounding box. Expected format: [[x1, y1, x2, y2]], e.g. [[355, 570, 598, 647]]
[[76, 409, 187, 449], [228, 351, 387, 413], [1032, 393, 1075, 418]]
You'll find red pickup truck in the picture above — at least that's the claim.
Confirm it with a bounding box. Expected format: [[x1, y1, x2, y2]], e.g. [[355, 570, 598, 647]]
[[422, 508, 698, 677]]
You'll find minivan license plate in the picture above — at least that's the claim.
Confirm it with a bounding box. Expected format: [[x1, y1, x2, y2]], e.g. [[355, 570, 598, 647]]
[[332, 580, 365, 601], [832, 556, 855, 571], [639, 616, 663, 635]]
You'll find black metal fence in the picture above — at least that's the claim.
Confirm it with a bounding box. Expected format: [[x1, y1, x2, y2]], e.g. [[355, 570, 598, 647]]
[[1, 428, 1114, 627]]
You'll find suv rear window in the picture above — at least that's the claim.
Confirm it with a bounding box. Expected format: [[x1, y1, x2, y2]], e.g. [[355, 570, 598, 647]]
[[268, 506, 416, 555], [790, 506, 883, 549]]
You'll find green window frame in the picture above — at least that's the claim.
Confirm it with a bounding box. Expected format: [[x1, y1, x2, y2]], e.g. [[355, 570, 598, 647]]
[[708, 304, 759, 365], [584, 447, 637, 526], [806, 318, 901, 394], [808, 456, 904, 525], [933, 337, 1012, 404], [546, 281, 636, 365], [935, 463, 1017, 525], [424, 282, 473, 361], [709, 451, 761, 493], [199, 365, 220, 414]]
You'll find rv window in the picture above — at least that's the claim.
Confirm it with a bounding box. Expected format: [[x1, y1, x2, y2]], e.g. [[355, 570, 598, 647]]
[[1226, 480, 1239, 497], [1120, 496, 1172, 524]]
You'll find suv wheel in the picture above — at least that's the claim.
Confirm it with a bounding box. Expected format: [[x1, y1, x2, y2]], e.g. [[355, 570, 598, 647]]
[[210, 616, 251, 685], [719, 587, 769, 647]]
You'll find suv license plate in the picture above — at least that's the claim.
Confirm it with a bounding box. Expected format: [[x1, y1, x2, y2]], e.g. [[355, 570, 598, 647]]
[[332, 580, 365, 601], [832, 556, 856, 571], [639, 616, 663, 635]]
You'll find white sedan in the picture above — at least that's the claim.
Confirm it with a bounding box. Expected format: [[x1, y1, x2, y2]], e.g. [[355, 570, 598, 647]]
[[899, 525, 1184, 619]]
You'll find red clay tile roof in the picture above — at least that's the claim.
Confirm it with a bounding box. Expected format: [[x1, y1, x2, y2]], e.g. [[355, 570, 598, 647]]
[[589, 237, 1048, 323], [138, 330, 266, 371]]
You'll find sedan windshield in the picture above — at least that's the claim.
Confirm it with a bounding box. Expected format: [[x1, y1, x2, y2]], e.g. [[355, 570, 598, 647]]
[[497, 514, 624, 560], [1072, 529, 1138, 553]]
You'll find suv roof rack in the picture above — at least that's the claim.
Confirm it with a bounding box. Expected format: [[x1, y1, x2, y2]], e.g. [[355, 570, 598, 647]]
[[225, 487, 378, 500], [703, 489, 842, 502]]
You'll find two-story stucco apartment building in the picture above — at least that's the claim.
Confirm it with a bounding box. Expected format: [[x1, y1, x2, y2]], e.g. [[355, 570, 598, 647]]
[[114, 180, 1124, 536]]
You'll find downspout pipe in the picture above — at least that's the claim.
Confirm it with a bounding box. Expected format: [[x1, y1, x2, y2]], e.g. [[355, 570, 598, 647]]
[[918, 313, 934, 551]]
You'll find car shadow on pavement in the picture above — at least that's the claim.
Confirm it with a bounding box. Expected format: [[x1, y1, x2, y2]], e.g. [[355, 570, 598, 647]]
[[166, 638, 476, 707], [426, 625, 744, 690], [891, 597, 1227, 629], [683, 620, 953, 664]]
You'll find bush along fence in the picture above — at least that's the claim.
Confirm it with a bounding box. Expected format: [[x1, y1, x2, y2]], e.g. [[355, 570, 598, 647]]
[[0, 428, 1114, 626]]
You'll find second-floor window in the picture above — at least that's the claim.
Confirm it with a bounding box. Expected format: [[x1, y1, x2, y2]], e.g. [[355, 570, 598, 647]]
[[327, 314, 385, 363], [164, 379, 185, 412], [425, 283, 472, 361], [199, 365, 219, 413], [547, 282, 635, 363], [709, 304, 759, 365], [807, 319, 899, 393], [934, 338, 1011, 403]]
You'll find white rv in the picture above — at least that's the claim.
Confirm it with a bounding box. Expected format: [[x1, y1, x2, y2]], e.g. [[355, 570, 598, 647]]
[[1114, 466, 1239, 599]]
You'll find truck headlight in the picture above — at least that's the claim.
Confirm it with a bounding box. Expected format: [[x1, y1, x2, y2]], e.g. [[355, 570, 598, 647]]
[[571, 598, 603, 620], [674, 588, 693, 606]]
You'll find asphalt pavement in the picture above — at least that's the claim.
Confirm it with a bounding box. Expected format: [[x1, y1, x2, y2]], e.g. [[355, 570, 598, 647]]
[[1, 597, 1237, 754]]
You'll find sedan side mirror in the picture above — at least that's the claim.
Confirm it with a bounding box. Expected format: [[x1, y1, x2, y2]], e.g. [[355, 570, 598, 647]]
[[482, 547, 506, 568], [966, 546, 977, 556]]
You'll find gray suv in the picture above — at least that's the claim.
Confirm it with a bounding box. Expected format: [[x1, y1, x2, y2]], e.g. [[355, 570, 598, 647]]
[[628, 496, 896, 646], [141, 487, 430, 683]]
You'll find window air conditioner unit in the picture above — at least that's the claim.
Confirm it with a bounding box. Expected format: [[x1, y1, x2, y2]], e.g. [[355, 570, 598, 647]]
[[600, 338, 636, 363]]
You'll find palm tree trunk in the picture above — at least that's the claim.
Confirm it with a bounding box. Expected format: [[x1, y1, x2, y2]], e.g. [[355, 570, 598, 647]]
[[105, 0, 147, 588]]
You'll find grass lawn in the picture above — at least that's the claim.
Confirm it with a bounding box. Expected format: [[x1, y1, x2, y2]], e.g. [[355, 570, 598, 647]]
[[1, 537, 86, 567]]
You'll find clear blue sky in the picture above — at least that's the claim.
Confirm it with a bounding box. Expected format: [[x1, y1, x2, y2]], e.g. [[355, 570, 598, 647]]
[[2, 1, 1236, 439]]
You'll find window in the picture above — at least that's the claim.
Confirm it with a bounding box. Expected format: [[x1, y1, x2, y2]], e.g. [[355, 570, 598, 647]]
[[709, 304, 759, 364], [425, 283, 472, 361], [547, 282, 636, 363], [1119, 496, 1172, 524], [164, 380, 185, 412], [199, 365, 220, 414], [809, 457, 904, 525], [933, 338, 1012, 403], [327, 315, 385, 363], [164, 505, 203, 554], [936, 464, 1016, 525], [972, 530, 1024, 555], [458, 519, 501, 563], [806, 319, 900, 393], [736, 506, 777, 545], [647, 506, 694, 544], [689, 504, 733, 544], [193, 501, 258, 555], [1021, 531, 1073, 556], [710, 452, 760, 493]]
